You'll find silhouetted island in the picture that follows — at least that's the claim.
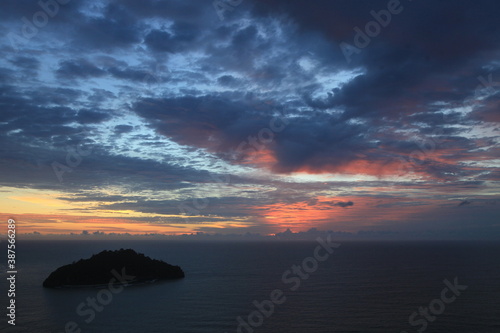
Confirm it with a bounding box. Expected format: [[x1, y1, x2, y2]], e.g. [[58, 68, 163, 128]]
[[43, 249, 184, 288]]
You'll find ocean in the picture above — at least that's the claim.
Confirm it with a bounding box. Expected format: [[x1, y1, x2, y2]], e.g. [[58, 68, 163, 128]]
[[1, 240, 500, 332]]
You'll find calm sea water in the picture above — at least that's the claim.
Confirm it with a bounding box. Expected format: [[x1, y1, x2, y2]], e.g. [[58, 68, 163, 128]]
[[1, 240, 499, 332]]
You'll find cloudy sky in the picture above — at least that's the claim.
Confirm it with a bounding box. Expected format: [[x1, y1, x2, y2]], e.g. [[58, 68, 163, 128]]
[[1, 0, 499, 238]]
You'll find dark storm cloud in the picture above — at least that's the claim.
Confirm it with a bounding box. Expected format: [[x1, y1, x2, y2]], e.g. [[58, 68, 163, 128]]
[[106, 66, 151, 82], [133, 93, 376, 174], [116, 0, 498, 179], [28, 87, 84, 107], [408, 112, 464, 128], [114, 125, 134, 135], [0, 67, 14, 81], [132, 89, 380, 174], [252, 0, 500, 120], [331, 201, 354, 208], [217, 75, 241, 87], [310, 200, 355, 208], [56, 57, 168, 84], [469, 90, 500, 123], [477, 170, 500, 181], [458, 200, 472, 207], [144, 30, 177, 53], [0, 133, 209, 194], [9, 56, 40, 70], [132, 90, 493, 179], [76, 109, 111, 124], [71, 2, 141, 50], [144, 22, 200, 53], [0, 83, 112, 141], [133, 94, 276, 151], [0, 0, 83, 23], [272, 116, 373, 173], [59, 194, 142, 203], [57, 59, 107, 79], [109, 0, 207, 21]]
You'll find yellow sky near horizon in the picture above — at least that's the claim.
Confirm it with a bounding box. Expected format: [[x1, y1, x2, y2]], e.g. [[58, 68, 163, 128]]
[[0, 184, 264, 235]]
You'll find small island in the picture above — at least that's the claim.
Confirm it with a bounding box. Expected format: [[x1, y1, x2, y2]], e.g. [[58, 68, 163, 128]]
[[43, 249, 184, 288]]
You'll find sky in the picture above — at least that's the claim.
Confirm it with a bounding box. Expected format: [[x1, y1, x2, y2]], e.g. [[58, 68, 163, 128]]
[[0, 0, 499, 239]]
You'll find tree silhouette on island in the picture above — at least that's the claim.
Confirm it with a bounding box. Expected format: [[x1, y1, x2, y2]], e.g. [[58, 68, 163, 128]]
[[43, 249, 184, 288]]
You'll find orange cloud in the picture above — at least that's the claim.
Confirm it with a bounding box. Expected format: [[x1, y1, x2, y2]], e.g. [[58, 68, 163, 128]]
[[292, 159, 407, 177], [255, 195, 439, 233]]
